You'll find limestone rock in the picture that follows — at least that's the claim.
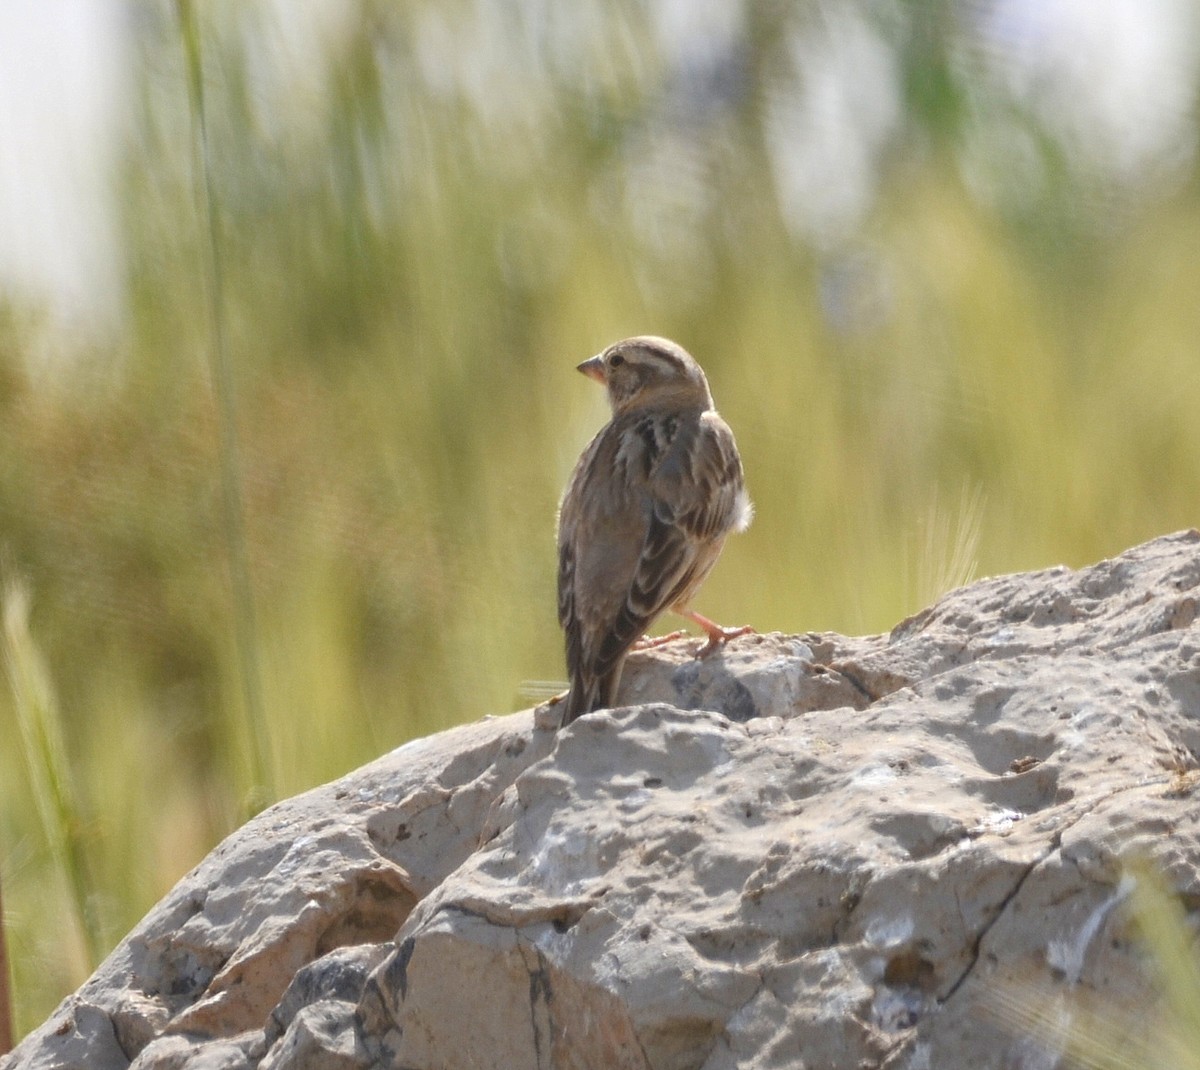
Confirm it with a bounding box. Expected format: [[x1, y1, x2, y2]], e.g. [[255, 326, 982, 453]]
[[6, 531, 1200, 1069]]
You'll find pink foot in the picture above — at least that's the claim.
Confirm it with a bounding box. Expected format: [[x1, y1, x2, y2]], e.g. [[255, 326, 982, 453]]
[[684, 611, 755, 659]]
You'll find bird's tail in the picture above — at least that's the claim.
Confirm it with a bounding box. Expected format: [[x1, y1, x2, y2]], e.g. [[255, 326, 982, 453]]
[[560, 664, 624, 727]]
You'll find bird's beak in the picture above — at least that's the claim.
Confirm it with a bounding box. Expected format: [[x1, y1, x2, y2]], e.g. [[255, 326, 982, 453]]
[[576, 355, 606, 384]]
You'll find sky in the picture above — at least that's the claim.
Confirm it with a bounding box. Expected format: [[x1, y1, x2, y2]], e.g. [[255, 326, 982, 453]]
[[0, 1, 127, 327]]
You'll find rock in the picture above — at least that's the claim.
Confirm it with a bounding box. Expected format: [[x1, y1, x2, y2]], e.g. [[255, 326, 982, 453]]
[[6, 531, 1200, 1070]]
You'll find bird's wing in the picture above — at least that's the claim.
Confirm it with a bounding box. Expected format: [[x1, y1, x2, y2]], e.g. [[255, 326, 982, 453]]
[[559, 412, 694, 681], [557, 423, 654, 688], [614, 410, 746, 638], [658, 411, 749, 541], [629, 411, 749, 615]]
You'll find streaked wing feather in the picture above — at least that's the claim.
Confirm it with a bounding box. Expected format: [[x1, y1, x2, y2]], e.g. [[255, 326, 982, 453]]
[[669, 415, 745, 542], [591, 508, 700, 682]]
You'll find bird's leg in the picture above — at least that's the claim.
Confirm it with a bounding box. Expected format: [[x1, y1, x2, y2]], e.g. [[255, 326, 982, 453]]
[[632, 630, 690, 651], [681, 610, 754, 659]]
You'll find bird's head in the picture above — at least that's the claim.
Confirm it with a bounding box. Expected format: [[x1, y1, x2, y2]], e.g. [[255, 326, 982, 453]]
[[577, 336, 713, 415]]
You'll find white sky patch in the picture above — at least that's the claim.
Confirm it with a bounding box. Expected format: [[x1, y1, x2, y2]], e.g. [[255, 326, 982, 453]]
[[0, 1, 127, 326], [978, 0, 1200, 184], [765, 10, 902, 245], [648, 0, 744, 75]]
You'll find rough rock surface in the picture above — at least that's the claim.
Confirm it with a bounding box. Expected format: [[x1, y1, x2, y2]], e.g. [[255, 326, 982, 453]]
[[7, 531, 1200, 1070]]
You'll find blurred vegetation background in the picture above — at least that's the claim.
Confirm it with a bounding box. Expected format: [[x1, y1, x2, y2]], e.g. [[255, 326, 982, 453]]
[[2, 0, 1200, 1041]]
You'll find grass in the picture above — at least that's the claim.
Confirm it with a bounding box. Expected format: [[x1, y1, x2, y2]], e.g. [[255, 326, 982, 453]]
[[177, 0, 274, 810], [2, 0, 1200, 1044], [2, 579, 103, 972]]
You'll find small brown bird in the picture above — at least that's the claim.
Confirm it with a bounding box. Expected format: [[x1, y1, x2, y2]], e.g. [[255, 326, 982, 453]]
[[556, 336, 753, 726]]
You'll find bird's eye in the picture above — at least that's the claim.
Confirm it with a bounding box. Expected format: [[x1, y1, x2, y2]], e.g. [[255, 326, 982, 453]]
[[609, 354, 625, 368]]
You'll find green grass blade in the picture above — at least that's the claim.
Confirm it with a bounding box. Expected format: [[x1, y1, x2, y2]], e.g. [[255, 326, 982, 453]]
[[2, 580, 103, 972], [175, 0, 274, 809]]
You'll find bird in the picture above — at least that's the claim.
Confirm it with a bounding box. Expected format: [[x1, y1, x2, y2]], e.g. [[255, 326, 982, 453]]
[[556, 336, 753, 727]]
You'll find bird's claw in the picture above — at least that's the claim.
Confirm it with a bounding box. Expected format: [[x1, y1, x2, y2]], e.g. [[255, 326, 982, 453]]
[[693, 623, 755, 659], [632, 630, 690, 651]]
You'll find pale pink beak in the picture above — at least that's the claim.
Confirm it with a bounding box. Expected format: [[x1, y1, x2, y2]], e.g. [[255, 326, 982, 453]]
[[576, 355, 606, 384]]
